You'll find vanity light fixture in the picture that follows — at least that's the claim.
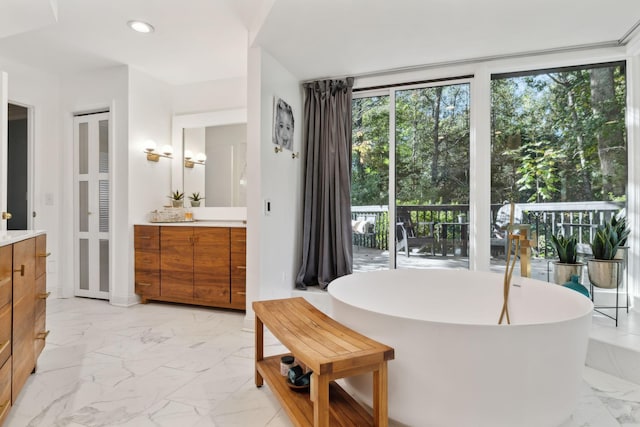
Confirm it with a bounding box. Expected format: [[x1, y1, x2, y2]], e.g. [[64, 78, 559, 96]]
[[185, 152, 206, 168], [144, 140, 173, 162], [127, 20, 155, 34]]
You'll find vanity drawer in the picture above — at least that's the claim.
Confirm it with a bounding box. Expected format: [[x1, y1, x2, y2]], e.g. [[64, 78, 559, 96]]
[[135, 271, 160, 298], [0, 304, 11, 368], [135, 250, 159, 271], [0, 356, 11, 426], [135, 225, 159, 250]]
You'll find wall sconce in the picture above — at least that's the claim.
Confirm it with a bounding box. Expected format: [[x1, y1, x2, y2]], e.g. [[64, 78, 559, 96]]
[[145, 140, 173, 162], [185, 151, 206, 168]]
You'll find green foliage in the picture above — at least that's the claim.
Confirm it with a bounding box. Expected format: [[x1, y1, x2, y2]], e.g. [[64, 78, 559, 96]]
[[550, 233, 578, 264], [591, 221, 625, 260], [169, 190, 184, 201], [351, 63, 626, 210], [610, 214, 630, 246], [490, 64, 626, 205], [189, 192, 204, 201]]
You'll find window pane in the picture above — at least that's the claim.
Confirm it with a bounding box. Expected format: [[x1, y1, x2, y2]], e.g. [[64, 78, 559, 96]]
[[79, 122, 88, 174], [79, 238, 89, 290], [395, 83, 470, 269], [351, 95, 390, 272], [79, 181, 88, 232], [99, 239, 109, 292], [490, 62, 627, 280]]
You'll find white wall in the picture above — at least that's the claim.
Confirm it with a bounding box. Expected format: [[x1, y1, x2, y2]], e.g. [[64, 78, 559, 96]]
[[172, 77, 246, 115], [0, 57, 62, 295], [60, 66, 130, 304], [128, 68, 173, 223], [246, 47, 304, 326]]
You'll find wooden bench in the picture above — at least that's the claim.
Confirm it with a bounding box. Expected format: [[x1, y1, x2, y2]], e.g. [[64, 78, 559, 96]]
[[253, 297, 395, 427]]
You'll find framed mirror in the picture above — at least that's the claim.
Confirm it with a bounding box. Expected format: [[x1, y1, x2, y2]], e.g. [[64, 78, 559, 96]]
[[172, 109, 247, 220]]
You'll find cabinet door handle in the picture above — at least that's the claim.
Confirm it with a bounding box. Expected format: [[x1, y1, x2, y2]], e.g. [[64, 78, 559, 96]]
[[236, 291, 246, 296], [36, 330, 50, 340], [0, 340, 9, 355], [236, 265, 246, 270], [14, 265, 24, 276], [139, 236, 151, 240], [137, 282, 152, 287], [37, 252, 51, 258], [38, 292, 51, 299]]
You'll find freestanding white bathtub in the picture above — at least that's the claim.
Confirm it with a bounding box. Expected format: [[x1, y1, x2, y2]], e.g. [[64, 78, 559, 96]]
[[328, 269, 593, 427]]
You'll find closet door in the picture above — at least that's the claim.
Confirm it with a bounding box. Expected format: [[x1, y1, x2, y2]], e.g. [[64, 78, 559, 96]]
[[74, 112, 110, 299]]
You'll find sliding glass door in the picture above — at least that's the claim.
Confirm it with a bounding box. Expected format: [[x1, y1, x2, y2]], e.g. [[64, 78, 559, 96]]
[[351, 80, 471, 271]]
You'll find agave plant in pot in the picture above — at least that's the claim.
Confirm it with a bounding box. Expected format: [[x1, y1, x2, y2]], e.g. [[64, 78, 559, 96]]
[[169, 190, 184, 208], [550, 233, 584, 285], [587, 222, 626, 289], [189, 192, 204, 207]]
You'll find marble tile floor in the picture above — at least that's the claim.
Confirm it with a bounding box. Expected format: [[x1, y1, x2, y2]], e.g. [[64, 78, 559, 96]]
[[6, 297, 640, 427]]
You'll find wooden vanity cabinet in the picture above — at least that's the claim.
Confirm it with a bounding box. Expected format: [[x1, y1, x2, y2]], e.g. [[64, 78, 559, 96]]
[[0, 234, 48, 425], [134, 225, 160, 303], [134, 225, 245, 310]]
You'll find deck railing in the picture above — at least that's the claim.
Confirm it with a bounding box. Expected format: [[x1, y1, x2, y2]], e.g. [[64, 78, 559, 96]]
[[352, 201, 625, 258]]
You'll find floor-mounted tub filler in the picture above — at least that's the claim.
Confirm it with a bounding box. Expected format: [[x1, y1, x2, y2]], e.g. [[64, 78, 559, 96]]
[[328, 269, 593, 427]]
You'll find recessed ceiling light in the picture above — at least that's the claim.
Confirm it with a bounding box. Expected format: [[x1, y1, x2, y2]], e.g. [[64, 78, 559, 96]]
[[127, 20, 154, 34]]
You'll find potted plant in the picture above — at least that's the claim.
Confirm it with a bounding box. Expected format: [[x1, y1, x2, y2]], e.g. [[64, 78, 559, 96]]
[[550, 233, 584, 285], [189, 192, 204, 207], [587, 221, 626, 289], [610, 214, 630, 260], [169, 190, 184, 208]]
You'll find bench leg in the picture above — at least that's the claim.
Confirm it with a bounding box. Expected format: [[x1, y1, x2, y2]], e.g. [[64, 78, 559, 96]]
[[311, 373, 330, 427], [373, 362, 388, 427], [255, 316, 264, 388]]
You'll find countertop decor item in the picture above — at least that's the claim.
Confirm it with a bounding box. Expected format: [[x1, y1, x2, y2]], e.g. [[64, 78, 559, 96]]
[[169, 190, 184, 208], [188, 192, 204, 207]]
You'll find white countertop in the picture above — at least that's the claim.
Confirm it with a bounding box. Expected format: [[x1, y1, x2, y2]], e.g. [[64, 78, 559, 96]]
[[138, 220, 246, 228], [0, 230, 46, 247]]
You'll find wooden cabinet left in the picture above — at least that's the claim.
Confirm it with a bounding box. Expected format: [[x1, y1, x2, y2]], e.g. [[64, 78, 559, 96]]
[[0, 233, 48, 425]]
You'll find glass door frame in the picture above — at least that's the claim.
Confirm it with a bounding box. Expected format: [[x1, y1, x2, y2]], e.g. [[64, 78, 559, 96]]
[[354, 76, 476, 270]]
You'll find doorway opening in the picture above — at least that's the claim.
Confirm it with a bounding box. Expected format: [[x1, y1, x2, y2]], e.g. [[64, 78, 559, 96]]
[[7, 103, 29, 230]]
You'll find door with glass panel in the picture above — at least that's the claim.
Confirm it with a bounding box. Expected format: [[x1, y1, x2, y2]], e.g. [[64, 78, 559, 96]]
[[74, 112, 110, 299], [395, 82, 470, 269]]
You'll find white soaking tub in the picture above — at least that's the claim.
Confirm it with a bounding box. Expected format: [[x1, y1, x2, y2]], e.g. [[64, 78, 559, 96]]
[[328, 269, 593, 427]]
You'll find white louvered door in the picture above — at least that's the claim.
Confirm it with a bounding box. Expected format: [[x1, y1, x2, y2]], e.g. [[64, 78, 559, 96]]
[[74, 112, 110, 299]]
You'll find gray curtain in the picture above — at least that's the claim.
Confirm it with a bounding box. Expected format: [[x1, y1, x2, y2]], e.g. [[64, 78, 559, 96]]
[[296, 78, 354, 290]]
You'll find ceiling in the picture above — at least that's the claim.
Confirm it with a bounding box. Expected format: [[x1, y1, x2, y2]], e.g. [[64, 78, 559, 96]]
[[0, 0, 638, 86]]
